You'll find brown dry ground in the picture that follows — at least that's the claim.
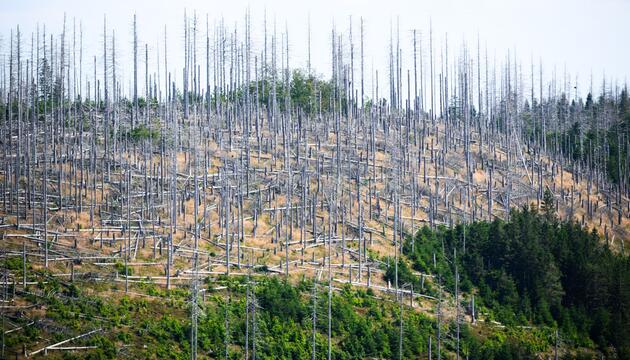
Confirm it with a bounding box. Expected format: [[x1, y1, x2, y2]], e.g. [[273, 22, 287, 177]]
[[1, 116, 628, 328]]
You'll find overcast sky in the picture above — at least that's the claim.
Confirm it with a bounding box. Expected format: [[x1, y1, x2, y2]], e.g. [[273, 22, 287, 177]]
[[1, 0, 628, 100]]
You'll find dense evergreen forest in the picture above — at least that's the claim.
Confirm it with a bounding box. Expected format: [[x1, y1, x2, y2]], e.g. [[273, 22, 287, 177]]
[[401, 194, 630, 359]]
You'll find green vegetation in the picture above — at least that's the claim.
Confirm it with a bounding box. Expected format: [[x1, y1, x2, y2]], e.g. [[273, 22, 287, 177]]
[[4, 204, 627, 359], [238, 69, 341, 115], [6, 261, 563, 360], [404, 205, 630, 358], [522, 88, 630, 185], [3, 274, 437, 359], [127, 124, 160, 142], [4, 269, 553, 359]]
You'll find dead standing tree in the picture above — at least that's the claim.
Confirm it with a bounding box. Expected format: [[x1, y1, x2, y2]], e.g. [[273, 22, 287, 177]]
[[0, 10, 628, 359]]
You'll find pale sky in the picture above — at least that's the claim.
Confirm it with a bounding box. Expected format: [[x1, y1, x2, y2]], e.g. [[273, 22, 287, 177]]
[[1, 0, 628, 101]]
